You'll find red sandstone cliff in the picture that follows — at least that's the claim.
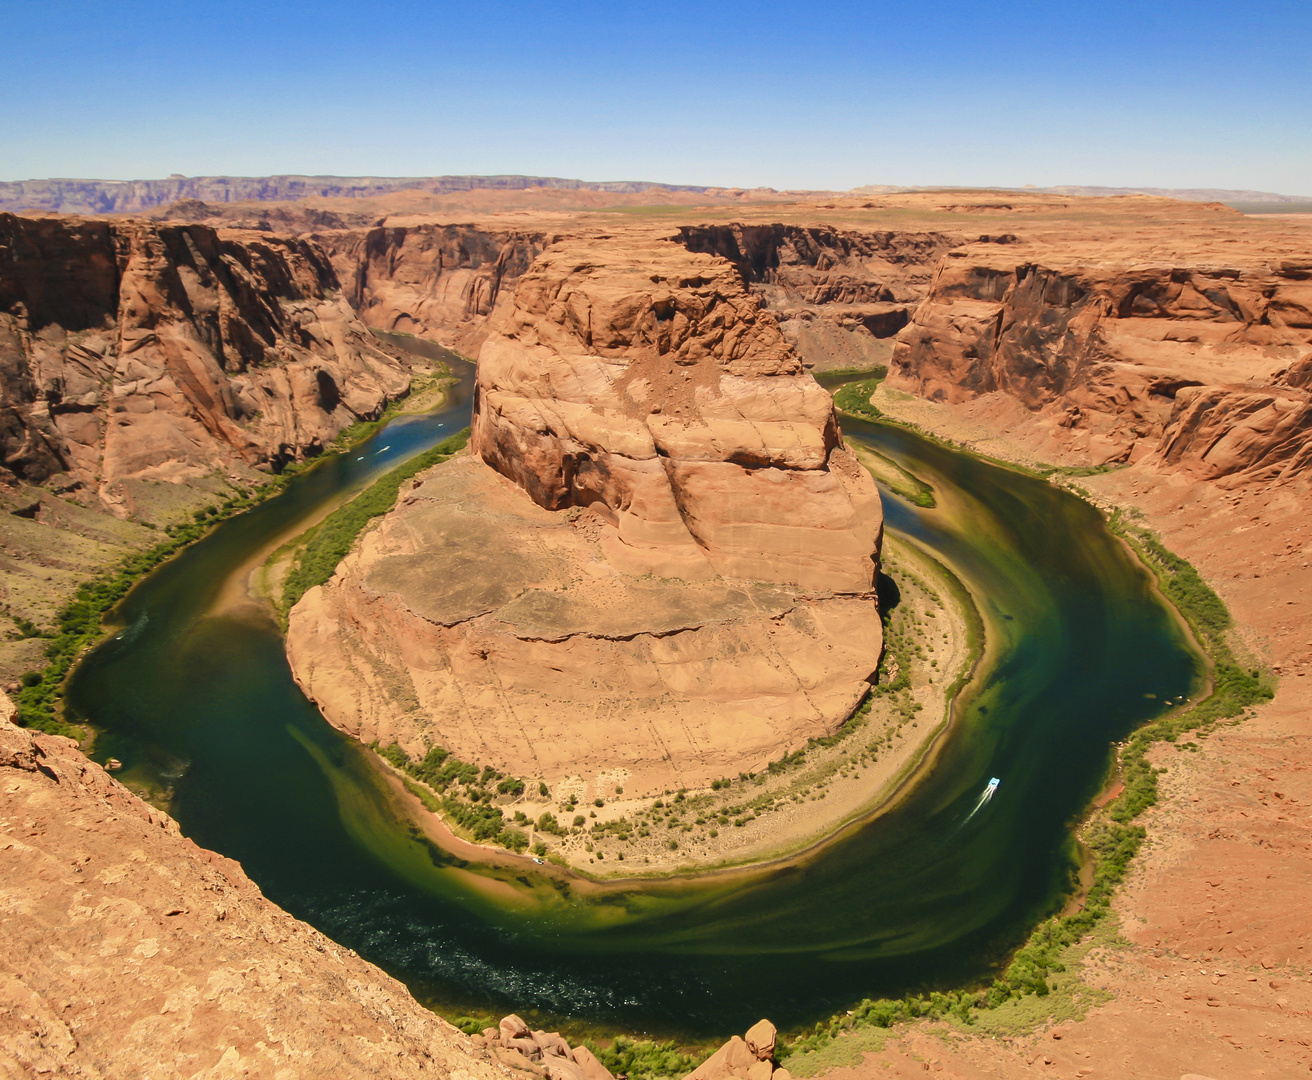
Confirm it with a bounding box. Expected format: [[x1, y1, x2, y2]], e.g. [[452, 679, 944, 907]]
[[889, 243, 1312, 481], [287, 238, 884, 805], [0, 214, 418, 512], [674, 224, 963, 373], [472, 237, 883, 589], [314, 224, 547, 356]]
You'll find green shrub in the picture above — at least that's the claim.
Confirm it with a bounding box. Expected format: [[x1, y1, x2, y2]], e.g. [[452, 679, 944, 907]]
[[282, 429, 469, 610], [583, 1036, 702, 1080], [833, 378, 884, 421]]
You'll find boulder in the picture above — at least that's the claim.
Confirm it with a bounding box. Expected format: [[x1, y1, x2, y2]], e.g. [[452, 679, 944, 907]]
[[542, 1058, 588, 1080], [500, 1014, 533, 1042], [533, 1030, 574, 1059], [685, 1024, 782, 1080], [745, 1019, 777, 1061], [570, 1044, 617, 1080]]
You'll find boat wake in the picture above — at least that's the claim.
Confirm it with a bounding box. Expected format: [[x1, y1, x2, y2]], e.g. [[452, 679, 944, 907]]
[[959, 777, 1000, 828]]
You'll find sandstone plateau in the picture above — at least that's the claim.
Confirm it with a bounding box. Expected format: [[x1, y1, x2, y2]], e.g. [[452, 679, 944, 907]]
[[287, 237, 883, 796]]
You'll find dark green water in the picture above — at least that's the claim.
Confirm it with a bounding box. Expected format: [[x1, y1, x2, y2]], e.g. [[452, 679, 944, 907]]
[[66, 369, 1199, 1038]]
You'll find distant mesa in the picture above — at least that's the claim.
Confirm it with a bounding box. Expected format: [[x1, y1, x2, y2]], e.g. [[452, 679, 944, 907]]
[[5, 172, 1308, 217], [0, 173, 718, 215]]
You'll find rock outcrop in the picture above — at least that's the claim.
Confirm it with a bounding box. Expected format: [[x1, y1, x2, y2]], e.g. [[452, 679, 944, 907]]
[[475, 1014, 616, 1080], [287, 238, 882, 799], [0, 213, 418, 510], [0, 711, 504, 1079], [473, 238, 882, 590], [889, 243, 1312, 481], [684, 1019, 789, 1080]]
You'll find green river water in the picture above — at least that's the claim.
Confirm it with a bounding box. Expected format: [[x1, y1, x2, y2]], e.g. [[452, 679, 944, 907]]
[[66, 364, 1200, 1038]]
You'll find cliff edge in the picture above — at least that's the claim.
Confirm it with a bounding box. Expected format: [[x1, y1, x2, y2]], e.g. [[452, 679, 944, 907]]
[[0, 708, 504, 1079]]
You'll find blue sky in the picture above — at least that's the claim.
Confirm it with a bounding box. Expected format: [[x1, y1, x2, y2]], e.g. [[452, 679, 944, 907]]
[[3, 0, 1309, 193]]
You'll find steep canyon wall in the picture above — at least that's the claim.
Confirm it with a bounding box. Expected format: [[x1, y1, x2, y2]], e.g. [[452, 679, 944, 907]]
[[675, 223, 963, 372], [0, 214, 419, 515], [315, 224, 547, 355], [890, 244, 1312, 481]]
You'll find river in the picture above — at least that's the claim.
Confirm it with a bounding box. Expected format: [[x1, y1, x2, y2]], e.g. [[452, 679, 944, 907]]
[[65, 362, 1200, 1038]]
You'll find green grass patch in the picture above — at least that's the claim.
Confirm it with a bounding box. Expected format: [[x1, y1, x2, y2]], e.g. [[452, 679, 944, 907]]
[[281, 428, 469, 611], [813, 364, 889, 391], [581, 1035, 703, 1080], [833, 378, 885, 421]]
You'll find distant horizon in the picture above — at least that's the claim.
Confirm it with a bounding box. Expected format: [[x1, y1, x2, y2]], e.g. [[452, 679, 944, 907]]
[[2, 172, 1310, 204]]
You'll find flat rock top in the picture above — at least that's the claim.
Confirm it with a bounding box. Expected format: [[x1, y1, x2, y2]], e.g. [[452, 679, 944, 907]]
[[364, 455, 803, 638]]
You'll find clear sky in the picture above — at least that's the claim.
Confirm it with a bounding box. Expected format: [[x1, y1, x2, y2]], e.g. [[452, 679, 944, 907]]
[[3, 0, 1309, 194]]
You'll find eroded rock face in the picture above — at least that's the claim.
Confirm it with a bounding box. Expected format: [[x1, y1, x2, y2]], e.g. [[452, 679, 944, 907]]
[[318, 224, 547, 355], [0, 213, 416, 511], [0, 712, 502, 1079], [676, 223, 963, 373], [288, 239, 882, 796], [288, 457, 881, 794], [472, 237, 882, 591], [890, 245, 1312, 481]]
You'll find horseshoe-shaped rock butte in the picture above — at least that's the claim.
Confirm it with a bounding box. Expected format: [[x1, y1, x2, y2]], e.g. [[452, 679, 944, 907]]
[[285, 237, 884, 800]]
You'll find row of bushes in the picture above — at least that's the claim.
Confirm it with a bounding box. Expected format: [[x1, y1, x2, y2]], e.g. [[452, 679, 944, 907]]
[[374, 740, 534, 852], [280, 427, 470, 610], [780, 518, 1272, 1056]]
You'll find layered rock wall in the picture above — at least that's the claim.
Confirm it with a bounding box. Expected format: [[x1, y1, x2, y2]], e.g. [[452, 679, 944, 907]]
[[472, 237, 882, 590], [675, 223, 963, 372], [288, 238, 884, 798], [890, 245, 1312, 480], [316, 224, 546, 355], [0, 214, 416, 509]]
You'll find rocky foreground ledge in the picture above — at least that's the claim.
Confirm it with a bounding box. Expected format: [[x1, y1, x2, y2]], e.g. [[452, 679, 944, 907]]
[[0, 708, 502, 1078], [477, 1015, 787, 1080]]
